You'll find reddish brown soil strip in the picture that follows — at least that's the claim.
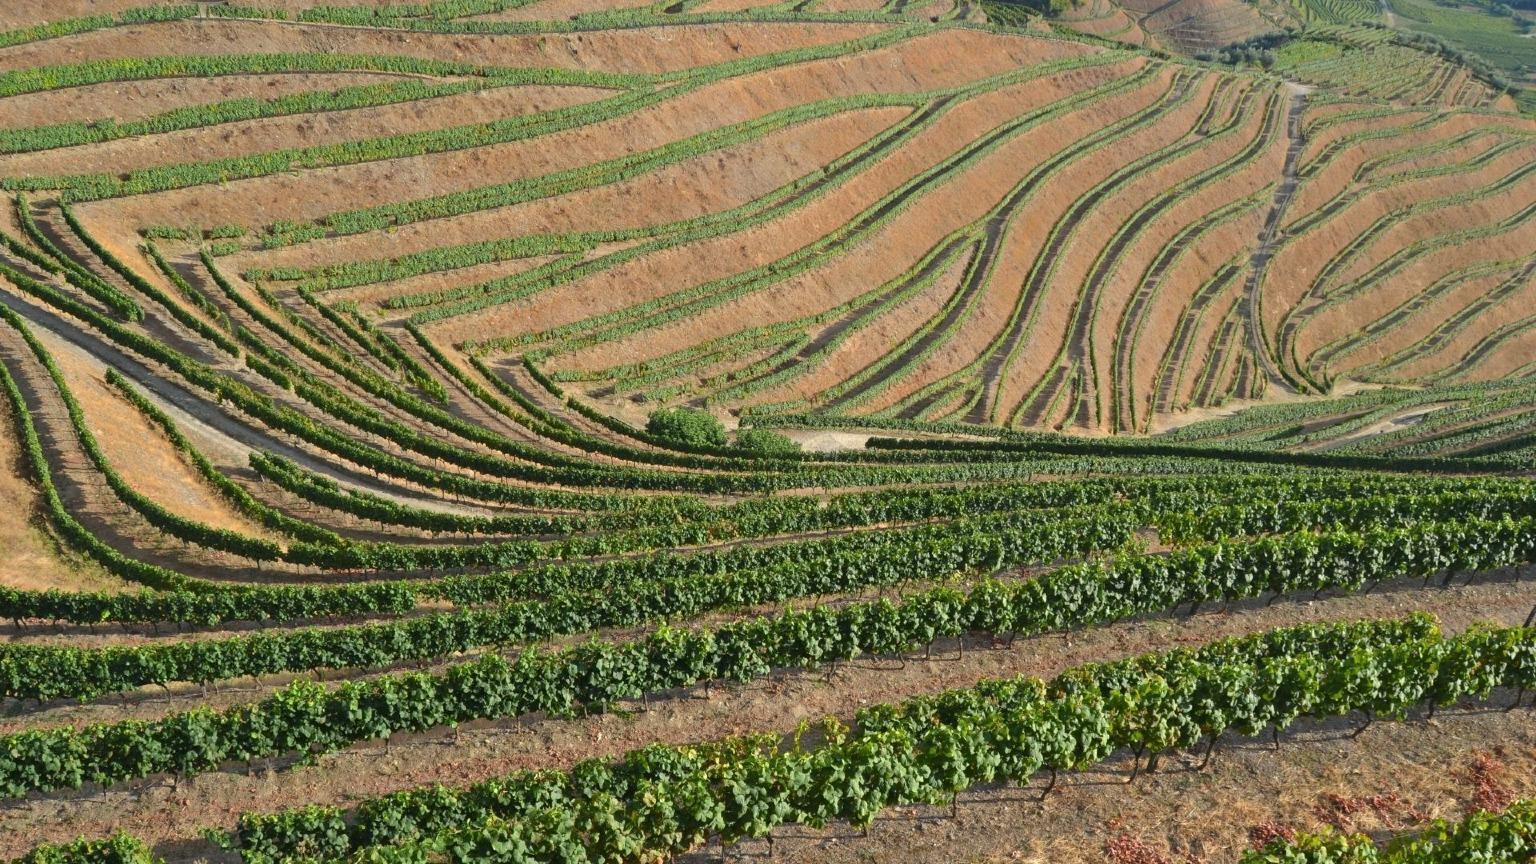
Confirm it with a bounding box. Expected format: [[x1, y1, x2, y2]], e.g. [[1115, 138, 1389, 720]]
[[1333, 157, 1536, 287], [0, 378, 123, 595], [1283, 113, 1489, 226], [1297, 108, 1432, 170], [237, 106, 909, 278], [81, 28, 1060, 235], [1293, 179, 1536, 364], [466, 0, 656, 22], [32, 327, 270, 537], [0, 73, 423, 129], [984, 74, 1222, 423], [0, 0, 149, 30], [1376, 249, 1536, 381], [748, 249, 971, 406], [693, 0, 797, 12], [819, 0, 892, 12], [1133, 212, 1265, 427], [0, 19, 892, 77], [1322, 267, 1514, 376], [0, 85, 613, 179], [1264, 145, 1535, 341], [429, 51, 1126, 350], [844, 65, 1176, 414]]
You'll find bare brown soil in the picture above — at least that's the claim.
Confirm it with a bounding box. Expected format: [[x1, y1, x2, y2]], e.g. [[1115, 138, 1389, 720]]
[[1453, 319, 1536, 382], [0, 84, 614, 179], [1289, 161, 1536, 362], [0, 72, 418, 129], [1039, 81, 1269, 421], [467, 0, 657, 21], [1298, 99, 1376, 130], [819, 0, 893, 12], [0, 0, 149, 30], [1319, 266, 1514, 375], [748, 248, 972, 405], [237, 106, 911, 279], [1058, 6, 1151, 46], [1122, 0, 1270, 53], [0, 381, 122, 595], [0, 18, 890, 77], [1090, 89, 1284, 427], [1297, 107, 1433, 170], [1372, 129, 1534, 184], [1169, 290, 1243, 412], [0, 302, 284, 585], [853, 65, 1174, 414], [33, 327, 270, 538], [1324, 148, 1536, 289], [552, 71, 1195, 379], [916, 0, 961, 19], [1263, 138, 1534, 341], [1283, 112, 1478, 223], [81, 27, 1050, 236], [1370, 238, 1536, 381], [1134, 214, 1263, 422], [426, 40, 1116, 349], [982, 73, 1217, 421]]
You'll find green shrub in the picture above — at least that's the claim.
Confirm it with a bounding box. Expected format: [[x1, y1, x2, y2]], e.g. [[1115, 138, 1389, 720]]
[[735, 428, 800, 455], [14, 832, 157, 864], [646, 408, 726, 448]]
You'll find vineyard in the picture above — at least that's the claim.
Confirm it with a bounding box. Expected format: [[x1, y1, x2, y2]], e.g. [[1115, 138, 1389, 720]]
[[0, 1, 1533, 864]]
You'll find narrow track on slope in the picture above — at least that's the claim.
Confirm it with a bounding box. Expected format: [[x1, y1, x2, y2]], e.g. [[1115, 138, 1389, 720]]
[[1152, 258, 1244, 413], [818, 70, 1170, 412], [719, 233, 975, 395], [1111, 192, 1267, 431], [1031, 85, 1282, 430], [881, 71, 1197, 420], [1236, 85, 1306, 395]]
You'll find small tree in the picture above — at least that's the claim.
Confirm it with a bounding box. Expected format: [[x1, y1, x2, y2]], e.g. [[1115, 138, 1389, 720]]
[[735, 428, 800, 456], [646, 407, 726, 448]]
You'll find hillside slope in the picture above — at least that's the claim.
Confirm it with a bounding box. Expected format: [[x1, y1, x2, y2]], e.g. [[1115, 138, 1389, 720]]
[[2, 5, 1536, 864], [0, 3, 1528, 442]]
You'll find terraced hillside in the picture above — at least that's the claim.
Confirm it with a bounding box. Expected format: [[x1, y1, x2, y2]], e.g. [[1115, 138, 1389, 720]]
[[0, 5, 1527, 437], [2, 3, 1536, 864]]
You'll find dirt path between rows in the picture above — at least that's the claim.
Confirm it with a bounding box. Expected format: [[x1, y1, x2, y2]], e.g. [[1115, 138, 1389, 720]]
[[1237, 83, 1309, 396], [0, 280, 515, 524]]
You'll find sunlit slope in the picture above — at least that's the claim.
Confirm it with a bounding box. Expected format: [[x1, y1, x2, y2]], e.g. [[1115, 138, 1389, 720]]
[[4, 8, 1536, 862], [0, 4, 1529, 439]]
